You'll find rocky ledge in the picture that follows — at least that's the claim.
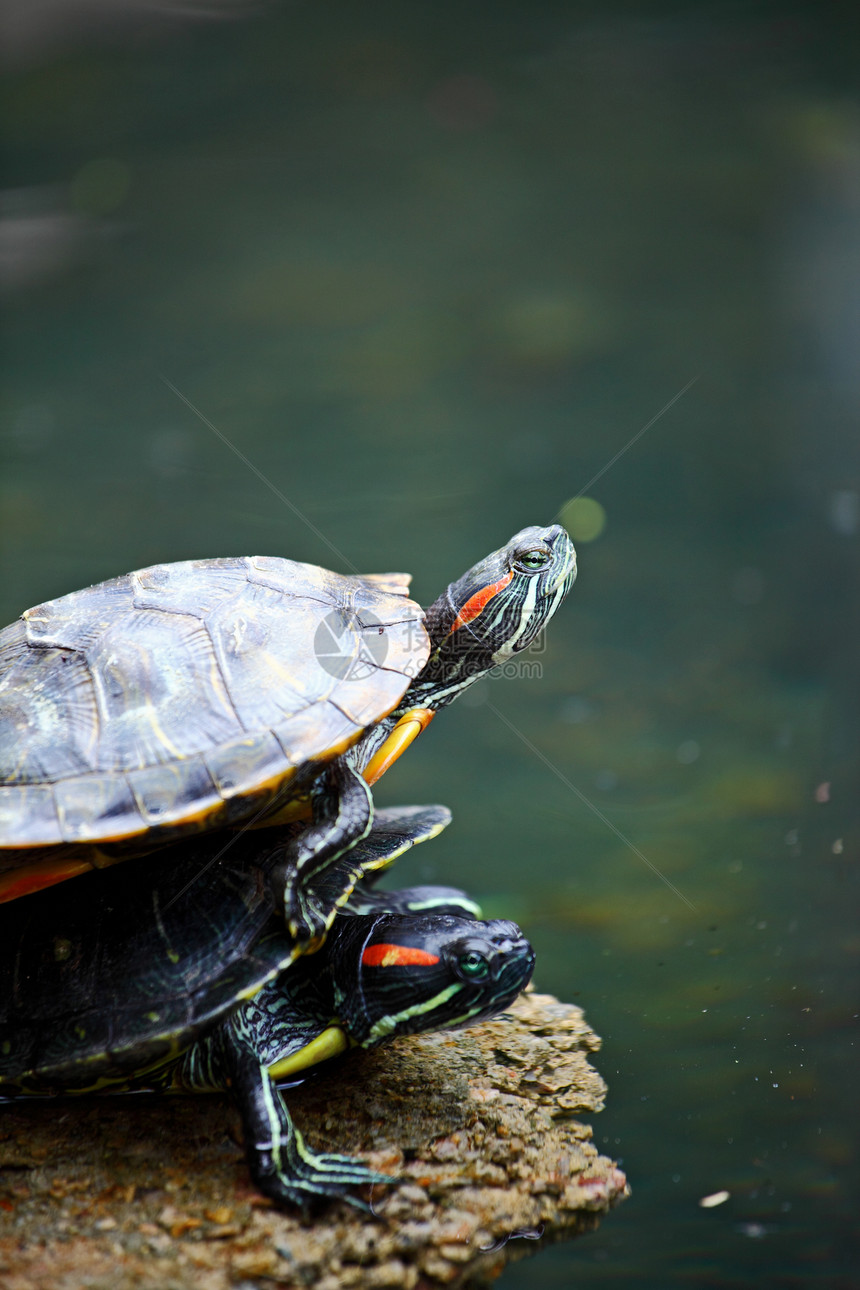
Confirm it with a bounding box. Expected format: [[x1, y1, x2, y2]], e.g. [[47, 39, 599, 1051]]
[[0, 992, 627, 1288]]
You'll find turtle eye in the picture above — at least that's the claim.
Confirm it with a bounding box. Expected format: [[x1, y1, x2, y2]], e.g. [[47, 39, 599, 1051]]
[[456, 950, 490, 980], [514, 548, 552, 573]]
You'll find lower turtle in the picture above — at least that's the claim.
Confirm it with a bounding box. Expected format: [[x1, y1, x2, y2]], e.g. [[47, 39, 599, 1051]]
[[0, 806, 534, 1207]]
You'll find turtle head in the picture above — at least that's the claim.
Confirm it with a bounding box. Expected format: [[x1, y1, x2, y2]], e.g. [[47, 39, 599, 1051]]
[[414, 524, 576, 709], [330, 913, 535, 1048]]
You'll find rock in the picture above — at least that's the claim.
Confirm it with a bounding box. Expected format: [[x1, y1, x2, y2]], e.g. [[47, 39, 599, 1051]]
[[0, 992, 627, 1288]]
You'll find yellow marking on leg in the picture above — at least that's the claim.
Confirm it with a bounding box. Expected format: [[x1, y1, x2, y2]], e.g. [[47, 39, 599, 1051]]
[[362, 708, 435, 787], [267, 1025, 350, 1080]]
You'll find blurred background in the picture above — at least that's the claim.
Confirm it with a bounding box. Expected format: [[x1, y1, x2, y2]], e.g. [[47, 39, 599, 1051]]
[[1, 1, 858, 1284]]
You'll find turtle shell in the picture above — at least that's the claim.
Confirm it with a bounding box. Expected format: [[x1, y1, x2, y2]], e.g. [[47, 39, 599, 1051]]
[[0, 557, 428, 894], [0, 804, 450, 1091]]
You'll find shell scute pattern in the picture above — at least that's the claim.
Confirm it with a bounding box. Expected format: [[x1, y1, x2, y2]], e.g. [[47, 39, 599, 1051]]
[[31, 1015, 176, 1087], [126, 757, 221, 828], [87, 609, 239, 772], [131, 559, 250, 617], [0, 785, 60, 847], [205, 585, 330, 723], [202, 731, 288, 800], [23, 576, 134, 653], [248, 555, 343, 607], [5, 908, 103, 1030], [54, 774, 140, 843], [0, 556, 428, 852], [0, 645, 98, 785], [0, 621, 28, 674], [271, 703, 362, 769], [0, 836, 284, 1086]]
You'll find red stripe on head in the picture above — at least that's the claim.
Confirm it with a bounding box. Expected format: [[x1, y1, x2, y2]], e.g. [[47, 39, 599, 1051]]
[[361, 943, 441, 968], [450, 570, 513, 633]]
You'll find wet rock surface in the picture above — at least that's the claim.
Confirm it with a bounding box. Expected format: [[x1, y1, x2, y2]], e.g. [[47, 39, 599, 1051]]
[[0, 992, 627, 1288]]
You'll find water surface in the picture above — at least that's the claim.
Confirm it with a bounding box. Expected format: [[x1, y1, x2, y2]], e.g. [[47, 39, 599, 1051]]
[[2, 3, 857, 1284]]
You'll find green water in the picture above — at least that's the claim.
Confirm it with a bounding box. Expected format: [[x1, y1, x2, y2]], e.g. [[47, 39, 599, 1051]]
[[2, 3, 857, 1285]]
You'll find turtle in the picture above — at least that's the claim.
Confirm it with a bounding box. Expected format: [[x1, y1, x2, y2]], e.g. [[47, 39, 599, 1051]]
[[0, 805, 533, 1207], [0, 524, 575, 947]]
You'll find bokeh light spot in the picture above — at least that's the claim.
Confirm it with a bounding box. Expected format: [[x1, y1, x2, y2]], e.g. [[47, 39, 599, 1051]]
[[559, 496, 606, 542]]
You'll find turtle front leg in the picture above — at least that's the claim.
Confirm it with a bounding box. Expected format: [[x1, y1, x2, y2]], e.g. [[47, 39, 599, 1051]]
[[272, 761, 373, 947], [217, 1011, 391, 1209]]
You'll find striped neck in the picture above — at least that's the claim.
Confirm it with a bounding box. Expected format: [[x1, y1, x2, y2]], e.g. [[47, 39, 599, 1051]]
[[402, 523, 576, 713]]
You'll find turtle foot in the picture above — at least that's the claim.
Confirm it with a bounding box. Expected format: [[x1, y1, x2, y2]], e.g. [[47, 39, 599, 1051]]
[[283, 888, 333, 952], [252, 1139, 396, 1210]]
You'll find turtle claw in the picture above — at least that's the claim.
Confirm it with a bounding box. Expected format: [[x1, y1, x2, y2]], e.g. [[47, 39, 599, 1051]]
[[284, 893, 331, 953], [253, 1145, 396, 1211]]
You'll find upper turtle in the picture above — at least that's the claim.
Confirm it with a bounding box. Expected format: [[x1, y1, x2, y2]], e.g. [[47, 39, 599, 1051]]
[[0, 526, 576, 911], [0, 558, 425, 876]]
